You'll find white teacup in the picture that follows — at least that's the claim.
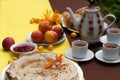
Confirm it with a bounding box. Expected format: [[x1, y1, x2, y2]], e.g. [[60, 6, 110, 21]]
[[107, 28, 120, 44], [72, 40, 88, 58], [102, 43, 119, 60]]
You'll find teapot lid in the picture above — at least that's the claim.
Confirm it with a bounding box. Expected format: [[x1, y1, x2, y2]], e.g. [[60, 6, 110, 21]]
[[85, 0, 99, 12]]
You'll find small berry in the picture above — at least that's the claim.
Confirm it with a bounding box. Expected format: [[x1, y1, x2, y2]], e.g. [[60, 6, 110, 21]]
[[48, 45, 54, 51], [70, 32, 77, 38], [38, 46, 44, 51]]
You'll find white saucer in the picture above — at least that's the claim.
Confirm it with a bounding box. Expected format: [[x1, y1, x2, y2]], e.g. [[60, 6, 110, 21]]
[[95, 50, 120, 63], [64, 48, 94, 61], [100, 35, 107, 44], [100, 35, 120, 45]]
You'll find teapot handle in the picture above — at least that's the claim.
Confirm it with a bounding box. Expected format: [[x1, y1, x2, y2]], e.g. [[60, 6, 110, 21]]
[[103, 14, 116, 27], [96, 7, 100, 10]]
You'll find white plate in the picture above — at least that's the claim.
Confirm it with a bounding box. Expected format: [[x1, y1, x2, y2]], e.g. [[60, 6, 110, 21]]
[[0, 64, 10, 80], [0, 61, 83, 80], [64, 48, 94, 61], [95, 50, 120, 63], [10, 42, 37, 54], [100, 35, 120, 45], [71, 61, 83, 80], [61, 17, 108, 34], [61, 18, 79, 33], [26, 32, 66, 46]]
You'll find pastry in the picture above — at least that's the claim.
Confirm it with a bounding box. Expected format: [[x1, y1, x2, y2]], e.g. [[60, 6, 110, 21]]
[[6, 52, 79, 80]]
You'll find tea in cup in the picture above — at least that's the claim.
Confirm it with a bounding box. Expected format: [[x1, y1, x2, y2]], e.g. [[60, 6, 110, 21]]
[[102, 43, 119, 60], [72, 40, 88, 58], [107, 28, 120, 44]]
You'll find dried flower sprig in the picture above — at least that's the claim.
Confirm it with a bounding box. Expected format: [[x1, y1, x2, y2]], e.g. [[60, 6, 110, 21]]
[[39, 53, 63, 68], [30, 10, 61, 25], [44, 61, 52, 68], [51, 10, 61, 25], [42, 9, 52, 21], [55, 54, 62, 64]]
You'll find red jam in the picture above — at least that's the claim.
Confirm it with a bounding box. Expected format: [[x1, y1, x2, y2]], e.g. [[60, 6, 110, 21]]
[[13, 44, 35, 52]]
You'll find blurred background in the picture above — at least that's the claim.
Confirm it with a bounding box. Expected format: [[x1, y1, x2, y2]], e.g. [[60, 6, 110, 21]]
[[94, 0, 120, 28]]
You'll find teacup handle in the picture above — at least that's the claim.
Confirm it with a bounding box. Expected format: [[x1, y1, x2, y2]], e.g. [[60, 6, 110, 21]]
[[103, 14, 116, 27]]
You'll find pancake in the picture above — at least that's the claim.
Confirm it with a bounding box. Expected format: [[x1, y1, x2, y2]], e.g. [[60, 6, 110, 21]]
[[6, 52, 79, 80]]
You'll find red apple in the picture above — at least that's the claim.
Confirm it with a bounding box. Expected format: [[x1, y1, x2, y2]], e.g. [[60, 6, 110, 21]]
[[52, 26, 64, 38], [31, 30, 44, 43], [2, 37, 15, 51], [38, 20, 52, 33], [44, 30, 58, 43]]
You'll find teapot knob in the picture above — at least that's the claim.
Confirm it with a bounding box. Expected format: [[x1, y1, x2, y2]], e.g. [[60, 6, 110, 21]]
[[87, 0, 95, 9], [88, 0, 94, 5]]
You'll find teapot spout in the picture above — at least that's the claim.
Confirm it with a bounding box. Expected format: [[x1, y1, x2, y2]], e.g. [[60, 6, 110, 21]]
[[66, 7, 80, 30]]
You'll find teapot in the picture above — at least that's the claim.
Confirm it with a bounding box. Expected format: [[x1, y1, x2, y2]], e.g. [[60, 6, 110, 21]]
[[66, 0, 116, 43]]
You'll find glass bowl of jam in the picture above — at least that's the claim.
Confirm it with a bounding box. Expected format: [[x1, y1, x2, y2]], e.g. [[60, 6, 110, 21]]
[[10, 42, 37, 54]]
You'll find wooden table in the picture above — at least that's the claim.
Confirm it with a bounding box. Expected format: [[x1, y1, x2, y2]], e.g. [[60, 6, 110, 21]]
[[50, 0, 120, 80]]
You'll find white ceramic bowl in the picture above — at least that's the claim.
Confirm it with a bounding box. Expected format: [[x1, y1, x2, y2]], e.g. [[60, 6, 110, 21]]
[[10, 42, 37, 54]]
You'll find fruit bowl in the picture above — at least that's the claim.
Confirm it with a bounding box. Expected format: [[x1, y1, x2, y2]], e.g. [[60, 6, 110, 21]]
[[26, 32, 66, 46], [10, 42, 37, 54]]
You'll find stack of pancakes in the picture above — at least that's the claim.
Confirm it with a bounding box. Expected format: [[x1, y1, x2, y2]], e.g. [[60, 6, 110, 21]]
[[6, 52, 79, 80]]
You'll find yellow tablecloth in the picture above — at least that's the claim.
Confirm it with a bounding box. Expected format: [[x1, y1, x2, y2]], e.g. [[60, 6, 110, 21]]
[[0, 0, 70, 72], [0, 0, 84, 80]]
